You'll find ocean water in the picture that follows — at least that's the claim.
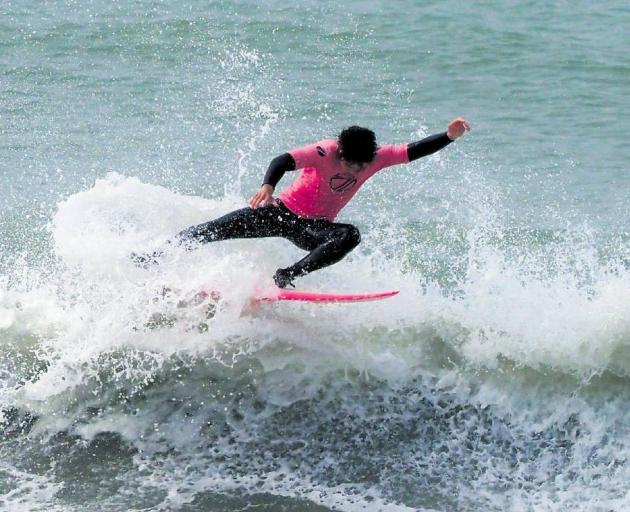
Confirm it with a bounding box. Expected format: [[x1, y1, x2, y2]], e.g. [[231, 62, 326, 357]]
[[1, 1, 629, 510]]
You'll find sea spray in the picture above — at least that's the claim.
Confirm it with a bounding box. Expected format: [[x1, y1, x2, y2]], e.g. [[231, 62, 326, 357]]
[[3, 174, 630, 510]]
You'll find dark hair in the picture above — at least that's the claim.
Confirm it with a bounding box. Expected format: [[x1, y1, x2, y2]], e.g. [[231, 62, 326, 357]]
[[338, 126, 377, 163]]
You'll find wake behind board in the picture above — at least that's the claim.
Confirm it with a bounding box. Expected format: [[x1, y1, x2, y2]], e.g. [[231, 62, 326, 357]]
[[197, 288, 399, 304]]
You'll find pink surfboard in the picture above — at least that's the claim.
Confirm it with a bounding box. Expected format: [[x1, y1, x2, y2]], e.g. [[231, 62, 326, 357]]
[[254, 288, 399, 303], [197, 288, 399, 304]]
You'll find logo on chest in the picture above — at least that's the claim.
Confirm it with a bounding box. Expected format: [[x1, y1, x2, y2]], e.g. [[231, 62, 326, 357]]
[[329, 173, 358, 193]]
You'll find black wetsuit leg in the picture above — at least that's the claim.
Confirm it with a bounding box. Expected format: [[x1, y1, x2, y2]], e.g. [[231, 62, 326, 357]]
[[279, 220, 361, 278], [176, 202, 361, 285], [176, 202, 299, 246]]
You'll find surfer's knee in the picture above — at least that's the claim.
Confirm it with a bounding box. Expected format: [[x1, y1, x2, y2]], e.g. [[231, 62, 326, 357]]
[[340, 225, 361, 250]]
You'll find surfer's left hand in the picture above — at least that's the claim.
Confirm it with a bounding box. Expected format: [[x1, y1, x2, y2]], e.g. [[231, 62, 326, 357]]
[[447, 117, 471, 140], [249, 184, 278, 208]]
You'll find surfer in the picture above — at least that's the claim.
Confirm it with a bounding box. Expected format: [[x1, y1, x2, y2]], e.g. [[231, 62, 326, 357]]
[[133, 118, 470, 288]]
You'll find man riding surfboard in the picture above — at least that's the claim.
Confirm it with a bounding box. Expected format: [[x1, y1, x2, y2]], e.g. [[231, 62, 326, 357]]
[[133, 118, 470, 288]]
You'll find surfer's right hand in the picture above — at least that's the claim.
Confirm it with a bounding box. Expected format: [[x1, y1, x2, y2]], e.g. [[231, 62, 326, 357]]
[[249, 184, 278, 208]]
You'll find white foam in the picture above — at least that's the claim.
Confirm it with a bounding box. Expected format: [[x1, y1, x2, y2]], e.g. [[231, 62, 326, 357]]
[[4, 174, 630, 511], [0, 463, 64, 512], [4, 173, 630, 403]]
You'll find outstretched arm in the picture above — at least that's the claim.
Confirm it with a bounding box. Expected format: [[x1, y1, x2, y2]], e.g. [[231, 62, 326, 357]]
[[407, 132, 452, 161], [249, 153, 296, 208], [407, 117, 470, 161]]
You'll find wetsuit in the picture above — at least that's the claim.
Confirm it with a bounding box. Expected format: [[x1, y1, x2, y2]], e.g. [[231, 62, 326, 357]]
[[178, 200, 361, 287], [175, 132, 452, 287]]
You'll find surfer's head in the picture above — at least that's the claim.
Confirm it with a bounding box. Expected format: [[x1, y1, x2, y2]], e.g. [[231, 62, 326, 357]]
[[338, 126, 377, 171]]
